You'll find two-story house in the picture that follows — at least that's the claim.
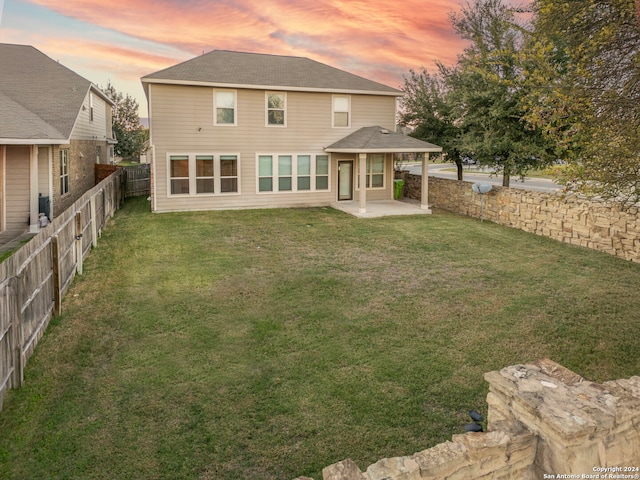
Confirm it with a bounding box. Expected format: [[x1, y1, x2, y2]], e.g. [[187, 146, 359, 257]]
[[0, 44, 116, 240], [141, 50, 441, 215]]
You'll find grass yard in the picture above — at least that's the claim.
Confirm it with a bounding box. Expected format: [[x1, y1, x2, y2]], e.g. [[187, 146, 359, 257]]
[[1, 197, 639, 479]]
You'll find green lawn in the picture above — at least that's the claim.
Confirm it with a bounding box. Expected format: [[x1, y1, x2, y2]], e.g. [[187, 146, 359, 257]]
[[1, 197, 639, 480]]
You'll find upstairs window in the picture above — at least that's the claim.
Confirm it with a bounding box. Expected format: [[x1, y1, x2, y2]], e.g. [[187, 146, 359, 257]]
[[332, 95, 350, 127], [267, 93, 286, 126], [215, 90, 236, 125], [89, 93, 94, 122]]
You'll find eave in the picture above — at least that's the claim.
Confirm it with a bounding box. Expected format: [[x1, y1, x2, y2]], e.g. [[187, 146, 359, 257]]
[[140, 78, 401, 97]]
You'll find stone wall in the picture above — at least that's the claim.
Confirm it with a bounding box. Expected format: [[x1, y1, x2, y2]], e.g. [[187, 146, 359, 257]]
[[398, 173, 640, 263], [295, 360, 640, 480]]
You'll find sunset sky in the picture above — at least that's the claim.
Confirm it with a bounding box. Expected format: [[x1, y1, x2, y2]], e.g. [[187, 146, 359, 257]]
[[0, 0, 527, 117]]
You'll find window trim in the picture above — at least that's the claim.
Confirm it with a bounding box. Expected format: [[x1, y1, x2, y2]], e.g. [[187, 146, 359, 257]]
[[356, 153, 387, 190], [266, 92, 287, 127], [256, 153, 331, 194], [332, 94, 351, 128], [213, 89, 237, 126], [89, 92, 94, 122], [167, 153, 241, 196]]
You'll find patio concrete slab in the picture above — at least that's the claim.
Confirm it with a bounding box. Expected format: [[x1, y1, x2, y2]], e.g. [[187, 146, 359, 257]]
[[330, 199, 431, 218]]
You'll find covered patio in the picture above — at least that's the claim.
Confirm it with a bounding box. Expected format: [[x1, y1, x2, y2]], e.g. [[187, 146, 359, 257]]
[[325, 126, 442, 216]]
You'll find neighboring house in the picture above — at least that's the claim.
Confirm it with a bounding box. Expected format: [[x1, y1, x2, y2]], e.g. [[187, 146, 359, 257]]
[[0, 43, 116, 240], [141, 50, 441, 214]]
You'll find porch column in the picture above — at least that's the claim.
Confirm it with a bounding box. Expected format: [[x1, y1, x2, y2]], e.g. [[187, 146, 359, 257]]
[[29, 145, 39, 233], [358, 153, 367, 214], [420, 152, 432, 213]]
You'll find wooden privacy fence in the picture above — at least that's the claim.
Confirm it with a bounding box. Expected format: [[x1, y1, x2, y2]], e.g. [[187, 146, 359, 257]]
[[124, 164, 150, 198], [95, 163, 150, 198], [0, 170, 126, 411]]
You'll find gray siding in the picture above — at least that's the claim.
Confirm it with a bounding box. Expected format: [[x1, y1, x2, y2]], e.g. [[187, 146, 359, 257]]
[[71, 91, 110, 142], [149, 84, 397, 212]]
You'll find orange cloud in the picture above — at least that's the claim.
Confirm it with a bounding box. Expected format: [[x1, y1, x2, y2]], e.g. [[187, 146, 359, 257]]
[[24, 0, 469, 83], [17, 0, 529, 115]]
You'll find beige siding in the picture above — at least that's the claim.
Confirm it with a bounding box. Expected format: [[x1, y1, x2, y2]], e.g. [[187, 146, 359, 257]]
[[5, 146, 30, 236], [149, 84, 397, 212], [71, 91, 110, 141]]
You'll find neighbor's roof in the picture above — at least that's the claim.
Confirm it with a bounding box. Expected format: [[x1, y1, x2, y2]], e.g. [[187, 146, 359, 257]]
[[0, 43, 112, 143], [141, 50, 401, 96], [326, 126, 443, 153]]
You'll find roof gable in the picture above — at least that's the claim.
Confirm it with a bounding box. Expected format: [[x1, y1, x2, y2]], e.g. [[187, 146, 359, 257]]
[[0, 43, 109, 142], [142, 50, 401, 95]]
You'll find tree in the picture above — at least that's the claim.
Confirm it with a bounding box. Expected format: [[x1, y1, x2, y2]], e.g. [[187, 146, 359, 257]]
[[399, 0, 554, 187], [102, 82, 147, 160], [398, 67, 465, 179], [526, 0, 640, 205], [447, 0, 554, 187]]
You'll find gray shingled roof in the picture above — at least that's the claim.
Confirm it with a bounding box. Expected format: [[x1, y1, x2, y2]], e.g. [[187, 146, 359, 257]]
[[0, 43, 106, 142], [326, 126, 442, 153], [142, 50, 401, 95]]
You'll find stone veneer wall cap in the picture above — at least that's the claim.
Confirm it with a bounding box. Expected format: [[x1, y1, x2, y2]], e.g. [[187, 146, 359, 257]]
[[486, 362, 632, 440]]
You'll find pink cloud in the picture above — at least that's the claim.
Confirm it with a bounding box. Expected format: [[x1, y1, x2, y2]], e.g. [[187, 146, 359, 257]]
[[24, 0, 471, 84]]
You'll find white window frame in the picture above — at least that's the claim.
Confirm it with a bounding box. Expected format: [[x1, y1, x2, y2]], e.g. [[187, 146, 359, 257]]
[[60, 149, 69, 196], [89, 92, 94, 122], [256, 153, 331, 194], [266, 92, 287, 127], [167, 153, 241, 196], [219, 154, 240, 194], [332, 95, 351, 128], [356, 153, 386, 190], [213, 89, 237, 126]]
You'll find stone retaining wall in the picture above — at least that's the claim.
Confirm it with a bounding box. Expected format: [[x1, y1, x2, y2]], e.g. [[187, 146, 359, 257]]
[[398, 173, 640, 262], [295, 360, 640, 480]]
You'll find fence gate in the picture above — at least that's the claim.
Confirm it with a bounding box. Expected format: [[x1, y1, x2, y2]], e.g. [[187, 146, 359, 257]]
[[124, 164, 151, 198]]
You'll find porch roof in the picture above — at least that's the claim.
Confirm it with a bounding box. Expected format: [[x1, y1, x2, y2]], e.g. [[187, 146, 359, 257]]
[[325, 126, 442, 154]]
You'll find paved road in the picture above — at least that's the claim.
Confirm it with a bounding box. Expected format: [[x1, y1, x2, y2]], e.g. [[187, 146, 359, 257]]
[[404, 163, 562, 193]]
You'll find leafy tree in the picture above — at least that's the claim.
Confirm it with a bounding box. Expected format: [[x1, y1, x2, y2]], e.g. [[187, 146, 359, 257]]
[[526, 0, 640, 205], [102, 82, 147, 160], [398, 67, 465, 179], [399, 0, 554, 186], [448, 0, 553, 186]]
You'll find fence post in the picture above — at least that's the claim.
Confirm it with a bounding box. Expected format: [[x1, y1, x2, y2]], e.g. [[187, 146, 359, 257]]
[[52, 235, 62, 316], [90, 195, 98, 248], [8, 275, 23, 389], [103, 184, 108, 224], [75, 211, 83, 275]]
